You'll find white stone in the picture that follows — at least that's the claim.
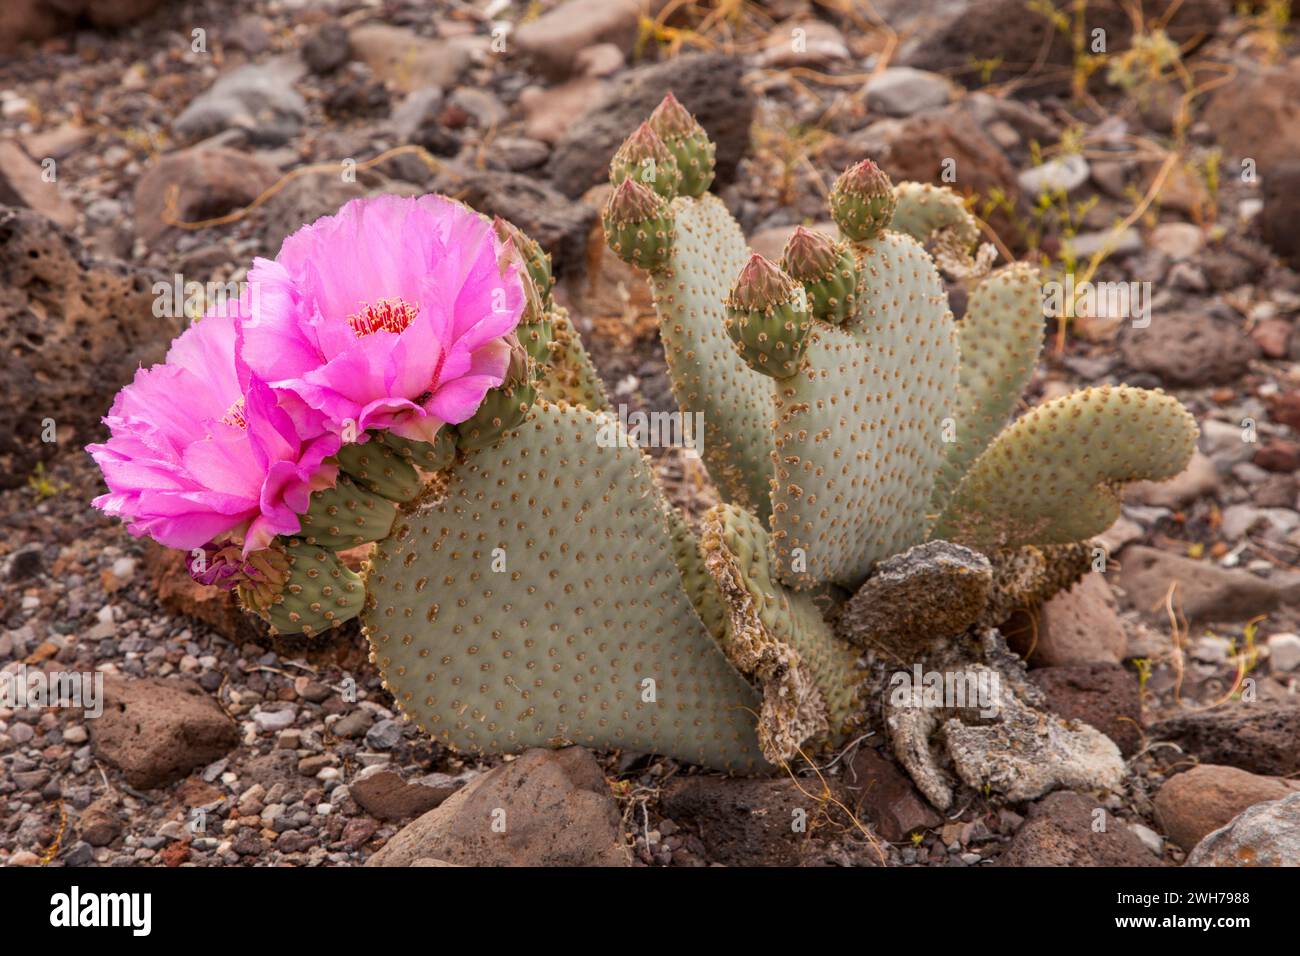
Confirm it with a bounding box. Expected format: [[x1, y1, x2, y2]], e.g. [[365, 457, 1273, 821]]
[[1267, 633, 1300, 672], [1018, 153, 1090, 195], [865, 67, 952, 117]]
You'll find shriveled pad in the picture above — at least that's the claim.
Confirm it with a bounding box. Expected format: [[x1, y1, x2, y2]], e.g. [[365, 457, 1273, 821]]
[[363, 400, 765, 772], [700, 503, 865, 760]]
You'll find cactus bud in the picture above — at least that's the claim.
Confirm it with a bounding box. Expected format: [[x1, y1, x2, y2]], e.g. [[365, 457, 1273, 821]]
[[493, 216, 553, 304], [648, 92, 715, 197], [602, 178, 675, 271], [610, 122, 682, 200], [723, 254, 811, 378], [780, 226, 860, 325], [829, 159, 896, 242]]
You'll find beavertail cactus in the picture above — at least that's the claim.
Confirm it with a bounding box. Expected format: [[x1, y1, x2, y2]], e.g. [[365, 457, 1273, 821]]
[[88, 95, 1200, 811]]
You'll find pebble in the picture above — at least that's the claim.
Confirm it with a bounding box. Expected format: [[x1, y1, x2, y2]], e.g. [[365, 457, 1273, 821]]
[[253, 707, 297, 732], [364, 719, 402, 750], [1018, 154, 1090, 195], [1267, 633, 1300, 672]]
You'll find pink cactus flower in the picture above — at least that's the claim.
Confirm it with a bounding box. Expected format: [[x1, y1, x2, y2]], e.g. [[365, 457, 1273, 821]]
[[238, 194, 526, 444], [87, 307, 340, 555]]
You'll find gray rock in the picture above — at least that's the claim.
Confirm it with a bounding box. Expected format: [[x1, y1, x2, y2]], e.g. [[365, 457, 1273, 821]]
[[302, 22, 350, 75], [865, 67, 952, 117], [1117, 545, 1300, 624], [174, 59, 308, 146], [1187, 791, 1300, 866], [994, 791, 1166, 866], [1151, 703, 1300, 777], [1120, 310, 1258, 387], [1018, 154, 1090, 195], [363, 718, 402, 750]]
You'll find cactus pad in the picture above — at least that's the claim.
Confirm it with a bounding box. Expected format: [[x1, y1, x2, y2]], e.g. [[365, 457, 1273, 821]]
[[935, 386, 1198, 551], [363, 400, 765, 771], [298, 473, 399, 549]]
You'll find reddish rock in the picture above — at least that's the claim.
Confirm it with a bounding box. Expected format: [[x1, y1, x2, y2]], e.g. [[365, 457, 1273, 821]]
[[133, 146, 278, 244], [366, 748, 629, 867], [89, 675, 239, 790], [160, 841, 191, 867], [840, 747, 941, 842], [1153, 764, 1298, 851], [1204, 61, 1300, 170], [1151, 703, 1300, 777], [1255, 439, 1300, 474], [0, 139, 76, 228], [78, 797, 122, 848], [994, 791, 1166, 866], [1029, 662, 1143, 756], [1250, 317, 1294, 359], [349, 770, 460, 823], [144, 542, 267, 644], [1007, 572, 1127, 667], [1268, 390, 1300, 432]]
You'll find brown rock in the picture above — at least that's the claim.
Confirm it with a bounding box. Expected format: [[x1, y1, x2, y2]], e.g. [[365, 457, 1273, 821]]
[[349, 770, 459, 823], [0, 0, 168, 54], [0, 206, 174, 488], [1250, 317, 1294, 359], [78, 797, 122, 847], [1117, 546, 1300, 624], [994, 791, 1166, 866], [133, 146, 279, 245], [1255, 439, 1300, 474], [841, 747, 941, 842], [347, 24, 472, 93], [1029, 662, 1143, 756], [1204, 61, 1300, 169], [513, 0, 648, 81], [89, 675, 239, 790], [1150, 702, 1300, 777], [1120, 311, 1258, 386], [365, 748, 628, 867], [1008, 572, 1127, 667], [144, 542, 267, 644], [1153, 764, 1298, 851], [520, 78, 611, 145], [0, 139, 76, 228], [660, 775, 881, 866], [1268, 390, 1300, 431]]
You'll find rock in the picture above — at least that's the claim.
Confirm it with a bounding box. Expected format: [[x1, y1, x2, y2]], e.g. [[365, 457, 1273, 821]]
[[1187, 791, 1300, 866], [363, 718, 402, 750], [89, 675, 239, 790], [1126, 450, 1218, 508], [520, 77, 610, 145], [1269, 390, 1300, 432], [429, 165, 596, 277], [133, 146, 279, 245], [513, 0, 646, 80], [1151, 703, 1300, 777], [302, 22, 350, 75], [331, 709, 373, 739], [994, 791, 1166, 866], [1154, 764, 1297, 851], [144, 543, 267, 644], [1260, 161, 1300, 269], [1118, 546, 1300, 623], [839, 541, 992, 658], [660, 775, 879, 866], [485, 136, 550, 173], [1200, 418, 1255, 463], [253, 707, 295, 733], [575, 44, 625, 78], [350, 769, 459, 822], [1255, 439, 1300, 473], [1219, 504, 1299, 542], [1018, 154, 1090, 196], [78, 797, 122, 847], [1204, 60, 1300, 168], [0, 206, 174, 487], [1029, 662, 1142, 756], [173, 59, 308, 146], [348, 24, 472, 93], [1, 0, 169, 54], [256, 172, 385, 255], [1250, 317, 1293, 359], [841, 747, 941, 842], [864, 67, 951, 117], [1148, 221, 1205, 260], [757, 20, 850, 69], [0, 138, 76, 228], [1009, 573, 1127, 668], [1267, 633, 1300, 672], [1119, 311, 1257, 386], [365, 748, 629, 866], [908, 0, 1227, 91], [547, 53, 754, 199]]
